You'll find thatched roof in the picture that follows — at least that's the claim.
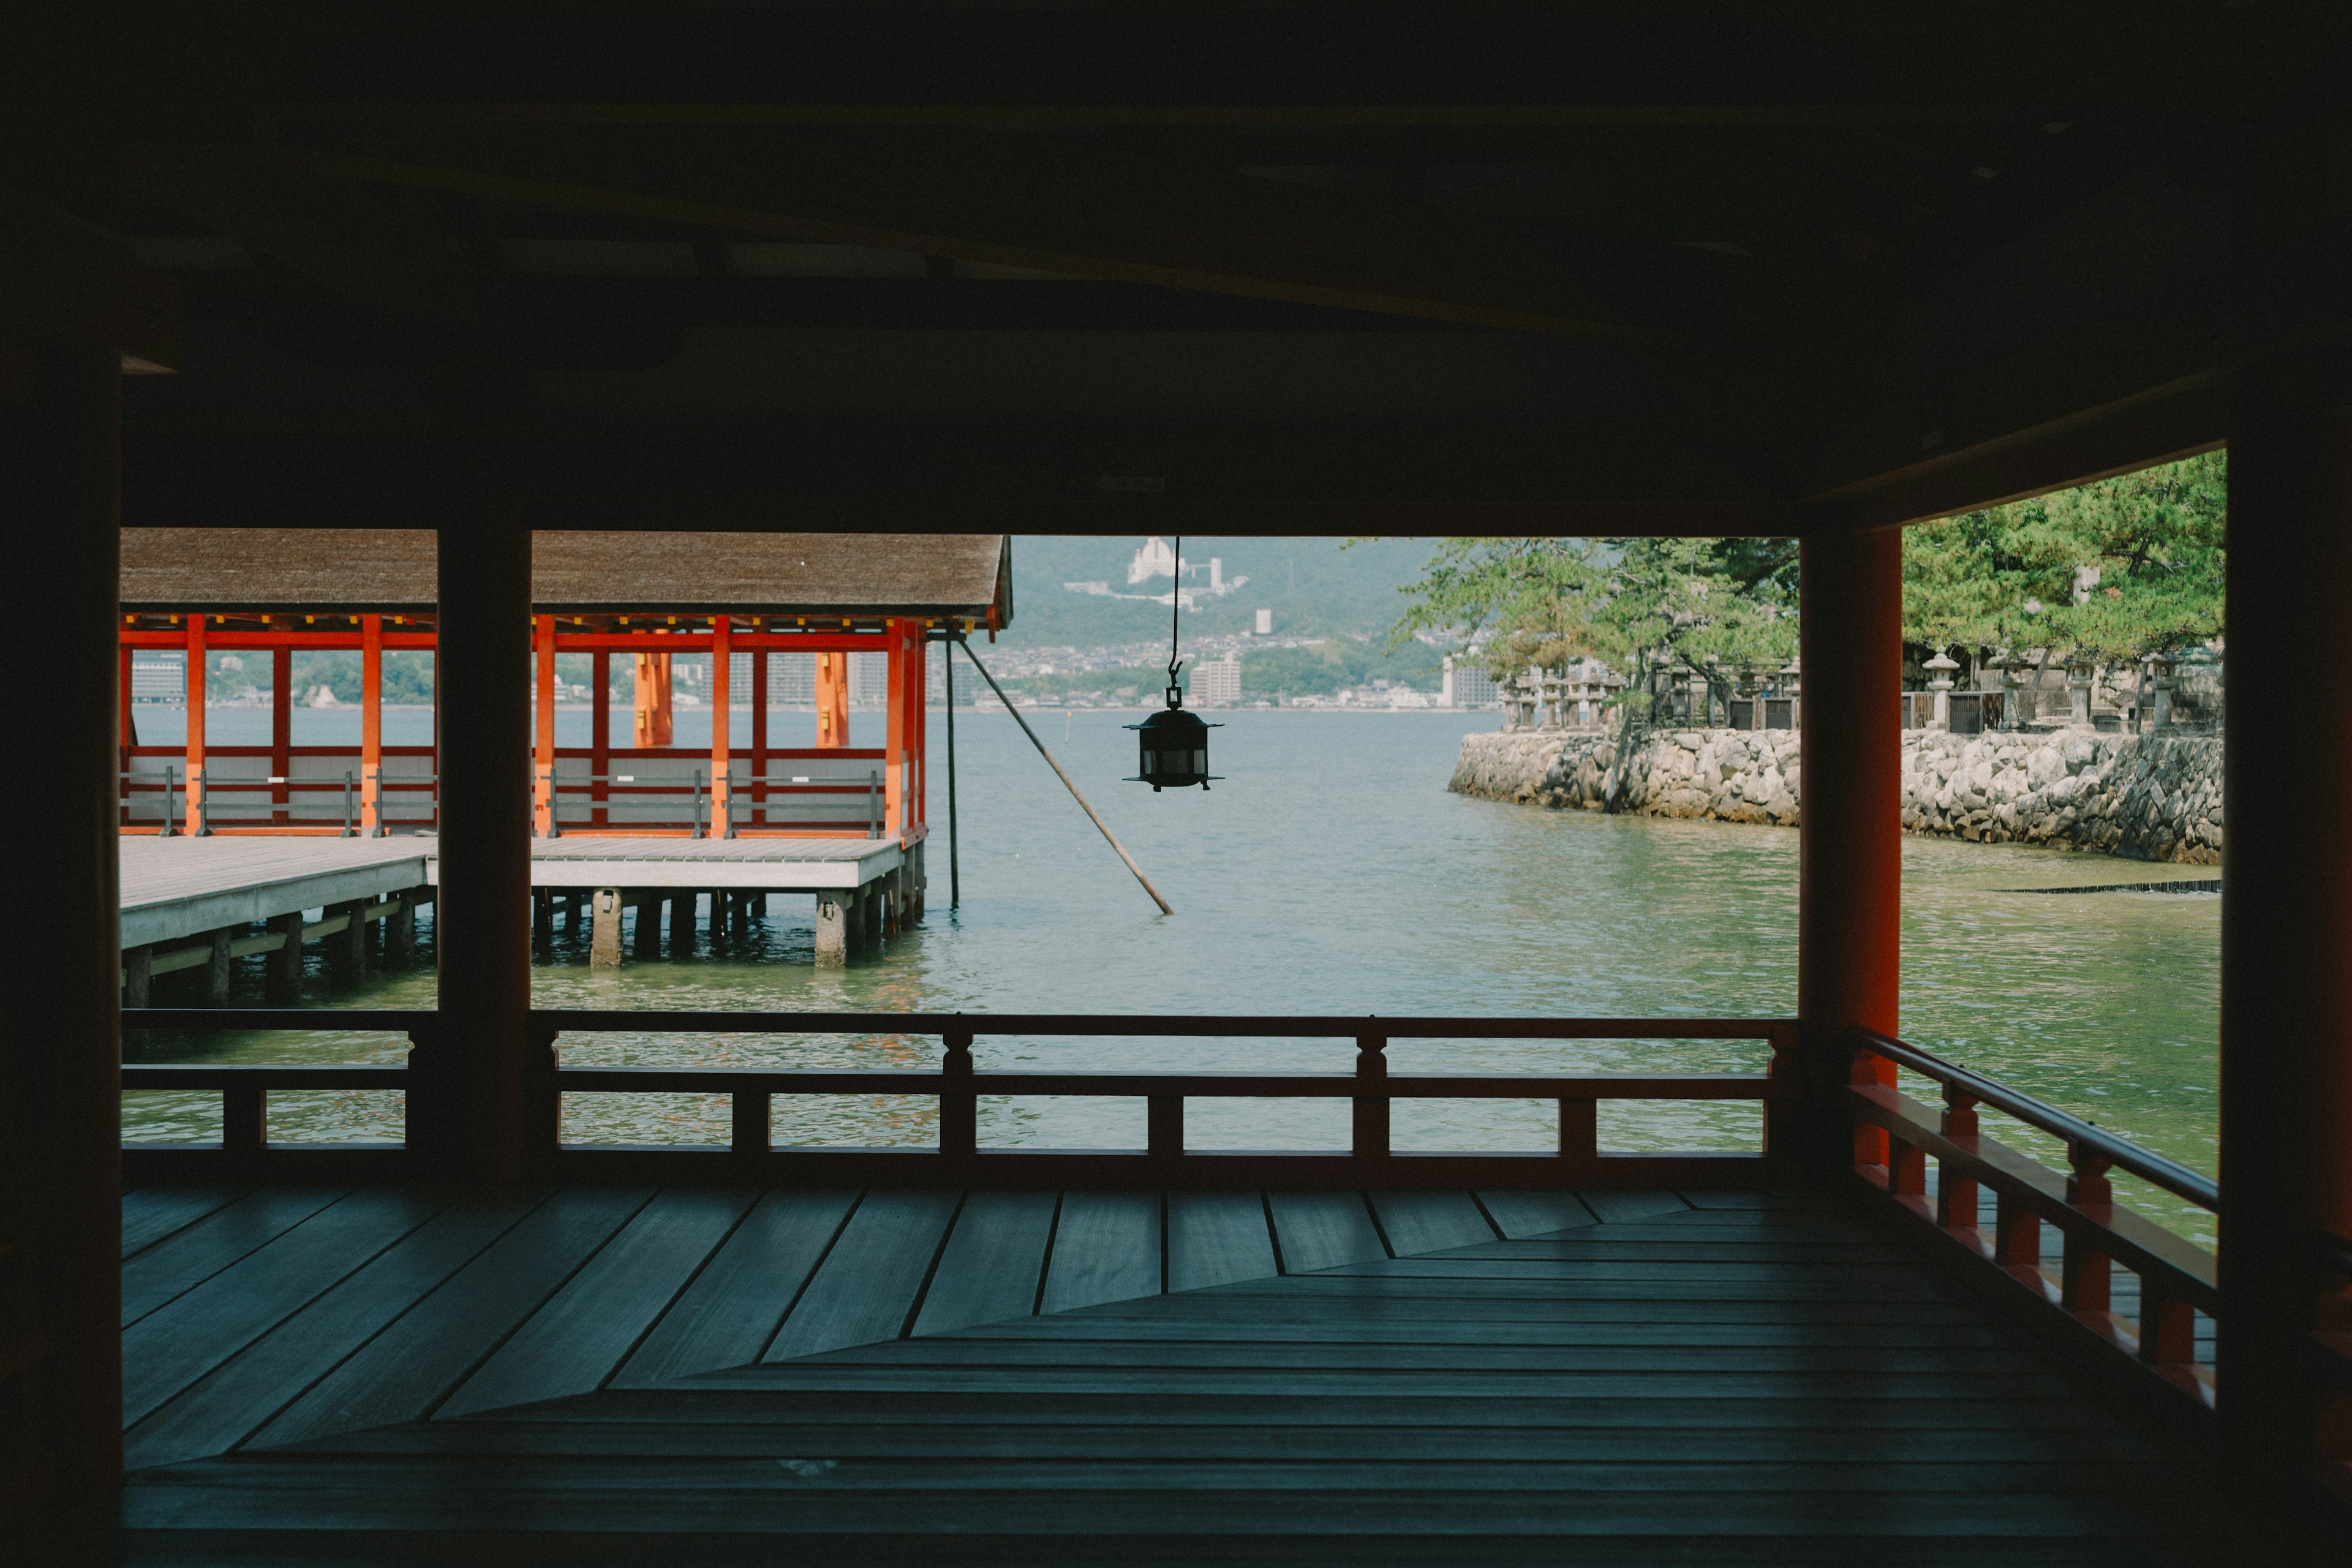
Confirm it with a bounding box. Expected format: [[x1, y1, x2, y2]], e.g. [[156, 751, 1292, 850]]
[[119, 530, 1012, 623]]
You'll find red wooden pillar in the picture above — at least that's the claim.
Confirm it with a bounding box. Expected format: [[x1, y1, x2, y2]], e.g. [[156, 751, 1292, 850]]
[[415, 513, 535, 1182], [1795, 527, 1904, 1175], [1, 342, 127, 1507], [710, 615, 733, 837], [270, 644, 292, 824], [184, 612, 207, 832], [634, 648, 673, 747], [2218, 353, 2352, 1510], [750, 639, 769, 827], [884, 620, 907, 839], [590, 648, 610, 827], [532, 614, 557, 837], [359, 614, 383, 834], [815, 649, 848, 747], [117, 640, 134, 822]]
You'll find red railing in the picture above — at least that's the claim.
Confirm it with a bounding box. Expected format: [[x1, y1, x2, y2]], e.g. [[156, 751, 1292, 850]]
[[1847, 1025, 2220, 1414]]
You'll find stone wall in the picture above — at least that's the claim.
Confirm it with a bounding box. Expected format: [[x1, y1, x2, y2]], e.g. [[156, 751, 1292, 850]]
[[1450, 724, 2221, 864]]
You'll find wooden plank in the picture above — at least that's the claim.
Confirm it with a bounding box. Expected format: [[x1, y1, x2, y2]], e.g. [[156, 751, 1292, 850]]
[[1366, 1191, 1498, 1256], [124, 1187, 454, 1427], [1267, 1191, 1389, 1273], [1043, 1294, 1998, 1327], [911, 1191, 1058, 1337], [308, 1414, 2173, 1466], [946, 1317, 2022, 1350], [121, 1187, 249, 1259], [1577, 1189, 1692, 1224], [1678, 1189, 1836, 1210], [1476, 1190, 1599, 1238], [612, 1189, 858, 1388], [125, 1188, 551, 1471], [110, 1466, 2188, 1540], [121, 1187, 349, 1327], [437, 1189, 756, 1419], [1166, 1191, 1277, 1293], [788, 1339, 2062, 1378], [249, 1188, 651, 1449], [1035, 1191, 1161, 1316], [761, 1188, 962, 1362]]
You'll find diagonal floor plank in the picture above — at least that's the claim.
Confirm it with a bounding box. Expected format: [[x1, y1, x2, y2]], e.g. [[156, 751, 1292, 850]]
[[612, 1188, 859, 1388], [761, 1188, 962, 1362], [1037, 1191, 1161, 1314], [913, 1190, 1058, 1336]]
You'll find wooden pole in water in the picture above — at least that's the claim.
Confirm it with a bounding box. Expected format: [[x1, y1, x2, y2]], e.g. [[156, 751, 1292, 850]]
[[958, 639, 1172, 915]]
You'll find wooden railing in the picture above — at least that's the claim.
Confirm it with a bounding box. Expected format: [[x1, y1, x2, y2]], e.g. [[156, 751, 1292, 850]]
[[1846, 1025, 2221, 1414], [120, 1009, 1795, 1189]]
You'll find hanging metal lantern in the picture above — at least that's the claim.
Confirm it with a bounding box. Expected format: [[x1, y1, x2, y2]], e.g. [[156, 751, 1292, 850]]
[[1129, 694, 1219, 790], [1128, 533, 1221, 791]]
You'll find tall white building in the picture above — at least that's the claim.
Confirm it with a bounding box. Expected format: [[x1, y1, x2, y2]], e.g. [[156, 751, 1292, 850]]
[[1441, 655, 1501, 707], [1193, 652, 1243, 707]]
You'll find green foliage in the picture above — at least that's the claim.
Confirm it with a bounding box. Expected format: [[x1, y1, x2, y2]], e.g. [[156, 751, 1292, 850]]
[[1376, 536, 1797, 685], [1903, 453, 2225, 663]]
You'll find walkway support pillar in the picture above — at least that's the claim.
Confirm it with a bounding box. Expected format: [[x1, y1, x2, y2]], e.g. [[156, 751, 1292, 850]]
[[0, 339, 127, 1510], [413, 511, 537, 1183], [2218, 353, 2352, 1519], [1795, 527, 1904, 1176]]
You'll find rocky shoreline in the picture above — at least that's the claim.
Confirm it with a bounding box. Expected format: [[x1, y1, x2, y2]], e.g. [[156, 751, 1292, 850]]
[[1450, 725, 2220, 865]]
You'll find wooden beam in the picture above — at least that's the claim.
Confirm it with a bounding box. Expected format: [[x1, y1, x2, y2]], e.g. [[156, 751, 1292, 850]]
[[119, 142, 480, 320], [160, 132, 1634, 337], [0, 194, 179, 369]]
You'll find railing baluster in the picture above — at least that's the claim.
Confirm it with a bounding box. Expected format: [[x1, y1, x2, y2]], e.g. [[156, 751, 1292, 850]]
[[1936, 1085, 1982, 1238], [939, 1030, 976, 1159], [1887, 1134, 1928, 1218], [1559, 1098, 1598, 1163], [1995, 1188, 2044, 1294], [1352, 1034, 1388, 1161], [1147, 1095, 1183, 1161], [2062, 1143, 2114, 1316], [223, 1084, 266, 1163], [2138, 1277, 2196, 1367], [731, 1088, 770, 1157]]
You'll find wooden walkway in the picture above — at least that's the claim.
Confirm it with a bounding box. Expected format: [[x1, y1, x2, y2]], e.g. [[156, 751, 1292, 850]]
[[109, 1183, 2212, 1561], [120, 837, 429, 949]]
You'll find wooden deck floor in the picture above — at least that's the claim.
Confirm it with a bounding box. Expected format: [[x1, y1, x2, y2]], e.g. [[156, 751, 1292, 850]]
[[110, 1183, 2215, 1563]]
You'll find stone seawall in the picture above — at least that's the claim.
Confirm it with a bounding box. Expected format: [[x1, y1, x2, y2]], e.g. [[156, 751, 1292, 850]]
[[1450, 725, 2221, 864]]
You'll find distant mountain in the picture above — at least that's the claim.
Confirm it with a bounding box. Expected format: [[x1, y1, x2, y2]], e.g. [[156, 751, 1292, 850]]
[[1001, 535, 1441, 649]]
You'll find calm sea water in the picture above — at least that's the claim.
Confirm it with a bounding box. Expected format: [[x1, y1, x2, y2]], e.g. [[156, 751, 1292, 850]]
[[124, 706, 2220, 1238]]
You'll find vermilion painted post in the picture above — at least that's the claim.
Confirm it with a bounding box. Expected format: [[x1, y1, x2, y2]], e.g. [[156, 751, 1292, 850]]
[[590, 649, 610, 828], [360, 614, 383, 834], [184, 612, 207, 831], [271, 644, 293, 825], [884, 620, 906, 840], [1795, 528, 1903, 1176], [117, 641, 134, 824], [710, 615, 732, 838], [533, 614, 557, 837], [749, 640, 769, 827], [2218, 353, 2352, 1509], [1937, 1085, 1983, 1240]]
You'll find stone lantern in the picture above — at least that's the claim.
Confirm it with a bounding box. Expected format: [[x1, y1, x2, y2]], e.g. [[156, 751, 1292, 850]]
[[1993, 652, 2023, 731], [1924, 653, 1959, 730], [2149, 652, 2177, 731], [2065, 655, 2096, 728]]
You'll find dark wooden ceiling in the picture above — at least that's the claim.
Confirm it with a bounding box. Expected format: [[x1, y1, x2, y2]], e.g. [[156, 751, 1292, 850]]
[[16, 4, 2349, 535]]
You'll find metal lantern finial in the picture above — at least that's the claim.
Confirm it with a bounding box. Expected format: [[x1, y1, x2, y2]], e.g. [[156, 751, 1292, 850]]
[[1128, 534, 1221, 790]]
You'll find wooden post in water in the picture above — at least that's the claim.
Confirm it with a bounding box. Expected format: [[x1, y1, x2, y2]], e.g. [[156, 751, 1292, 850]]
[[2217, 349, 2352, 1518], [1795, 527, 1903, 1177], [416, 509, 536, 1182], [590, 888, 623, 967]]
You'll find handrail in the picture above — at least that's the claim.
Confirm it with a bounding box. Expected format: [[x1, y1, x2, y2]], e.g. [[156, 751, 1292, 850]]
[[123, 1007, 1794, 1041], [1850, 1027, 2217, 1213]]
